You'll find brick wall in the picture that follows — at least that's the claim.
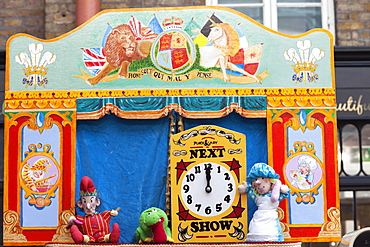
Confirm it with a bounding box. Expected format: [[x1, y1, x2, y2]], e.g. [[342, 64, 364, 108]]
[[101, 0, 204, 9], [45, 0, 75, 39], [1, 0, 370, 50], [0, 0, 45, 50], [336, 0, 370, 46], [43, 0, 204, 41], [0, 0, 205, 51]]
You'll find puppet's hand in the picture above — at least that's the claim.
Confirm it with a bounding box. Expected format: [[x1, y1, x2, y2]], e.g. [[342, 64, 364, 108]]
[[66, 216, 83, 229], [73, 219, 83, 225], [271, 179, 282, 203], [110, 207, 121, 217], [280, 184, 289, 193], [238, 181, 248, 194], [272, 179, 282, 189], [67, 216, 76, 225]]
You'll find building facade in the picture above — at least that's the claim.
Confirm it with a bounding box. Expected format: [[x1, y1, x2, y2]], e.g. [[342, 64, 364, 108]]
[[1, 0, 370, 50]]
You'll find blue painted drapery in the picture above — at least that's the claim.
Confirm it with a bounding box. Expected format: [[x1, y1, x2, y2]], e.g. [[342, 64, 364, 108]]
[[77, 96, 267, 119]]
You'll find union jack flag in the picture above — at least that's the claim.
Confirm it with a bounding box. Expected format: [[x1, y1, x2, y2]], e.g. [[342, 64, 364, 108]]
[[82, 47, 107, 76], [128, 16, 157, 40]]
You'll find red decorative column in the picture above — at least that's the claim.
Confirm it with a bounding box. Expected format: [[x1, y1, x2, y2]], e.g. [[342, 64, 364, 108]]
[[76, 0, 100, 26]]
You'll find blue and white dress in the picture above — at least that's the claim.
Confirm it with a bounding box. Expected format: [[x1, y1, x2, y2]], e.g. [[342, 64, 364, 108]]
[[245, 189, 289, 242]]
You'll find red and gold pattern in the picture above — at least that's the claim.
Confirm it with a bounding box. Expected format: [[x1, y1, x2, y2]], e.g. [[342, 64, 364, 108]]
[[75, 211, 113, 243]]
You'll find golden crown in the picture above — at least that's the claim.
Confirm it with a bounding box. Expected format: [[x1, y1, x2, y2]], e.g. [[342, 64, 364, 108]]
[[79, 189, 98, 197], [292, 62, 318, 74], [162, 16, 184, 29], [23, 66, 49, 76]]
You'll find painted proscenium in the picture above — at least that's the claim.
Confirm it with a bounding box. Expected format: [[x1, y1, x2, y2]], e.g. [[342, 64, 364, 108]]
[[6, 6, 334, 93], [4, 5, 339, 247]]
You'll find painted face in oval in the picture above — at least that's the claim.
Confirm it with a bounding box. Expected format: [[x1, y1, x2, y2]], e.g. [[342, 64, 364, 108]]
[[299, 164, 310, 175], [252, 177, 272, 195], [79, 195, 100, 215]]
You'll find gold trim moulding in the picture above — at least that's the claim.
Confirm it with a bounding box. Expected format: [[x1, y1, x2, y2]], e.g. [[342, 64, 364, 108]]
[[267, 96, 336, 108], [4, 99, 77, 110], [44, 243, 303, 247], [5, 88, 336, 100]]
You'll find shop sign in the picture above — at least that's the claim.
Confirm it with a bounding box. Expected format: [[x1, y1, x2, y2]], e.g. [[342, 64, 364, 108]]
[[336, 89, 370, 119]]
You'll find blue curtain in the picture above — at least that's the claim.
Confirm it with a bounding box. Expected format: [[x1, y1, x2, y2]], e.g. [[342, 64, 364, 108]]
[[76, 112, 267, 243]]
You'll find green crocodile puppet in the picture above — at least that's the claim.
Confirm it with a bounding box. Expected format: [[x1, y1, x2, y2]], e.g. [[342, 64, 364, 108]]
[[135, 207, 174, 243]]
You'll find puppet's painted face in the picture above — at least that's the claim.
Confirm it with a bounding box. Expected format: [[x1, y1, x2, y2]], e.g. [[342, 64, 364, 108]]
[[252, 177, 272, 195], [299, 164, 310, 175], [31, 170, 44, 179], [78, 195, 100, 215]]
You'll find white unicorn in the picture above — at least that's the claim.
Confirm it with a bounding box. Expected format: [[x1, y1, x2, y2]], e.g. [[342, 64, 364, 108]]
[[199, 20, 261, 83]]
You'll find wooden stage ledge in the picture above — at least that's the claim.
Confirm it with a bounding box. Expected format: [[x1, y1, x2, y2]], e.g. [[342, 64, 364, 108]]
[[45, 242, 302, 247]]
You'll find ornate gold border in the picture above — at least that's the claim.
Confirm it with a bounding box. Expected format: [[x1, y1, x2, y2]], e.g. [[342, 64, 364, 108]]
[[268, 96, 336, 108], [4, 99, 76, 111], [5, 88, 335, 100], [3, 210, 27, 242], [4, 89, 336, 113], [52, 209, 74, 242], [318, 207, 341, 237]]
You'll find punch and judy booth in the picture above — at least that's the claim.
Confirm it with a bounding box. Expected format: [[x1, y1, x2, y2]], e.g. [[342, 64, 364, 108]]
[[3, 6, 340, 246]]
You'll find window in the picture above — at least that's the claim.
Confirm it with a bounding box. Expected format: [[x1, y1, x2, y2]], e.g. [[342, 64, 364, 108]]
[[206, 0, 335, 36], [339, 123, 370, 177], [338, 121, 370, 235]]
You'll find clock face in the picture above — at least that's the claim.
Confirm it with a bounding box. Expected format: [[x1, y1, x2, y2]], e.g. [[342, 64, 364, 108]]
[[181, 162, 236, 217], [170, 125, 247, 243]]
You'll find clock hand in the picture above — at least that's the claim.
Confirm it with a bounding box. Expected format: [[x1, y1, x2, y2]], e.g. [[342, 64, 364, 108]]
[[205, 163, 212, 193]]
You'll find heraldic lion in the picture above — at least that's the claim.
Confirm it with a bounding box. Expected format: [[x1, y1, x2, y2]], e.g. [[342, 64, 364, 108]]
[[87, 24, 157, 85]]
